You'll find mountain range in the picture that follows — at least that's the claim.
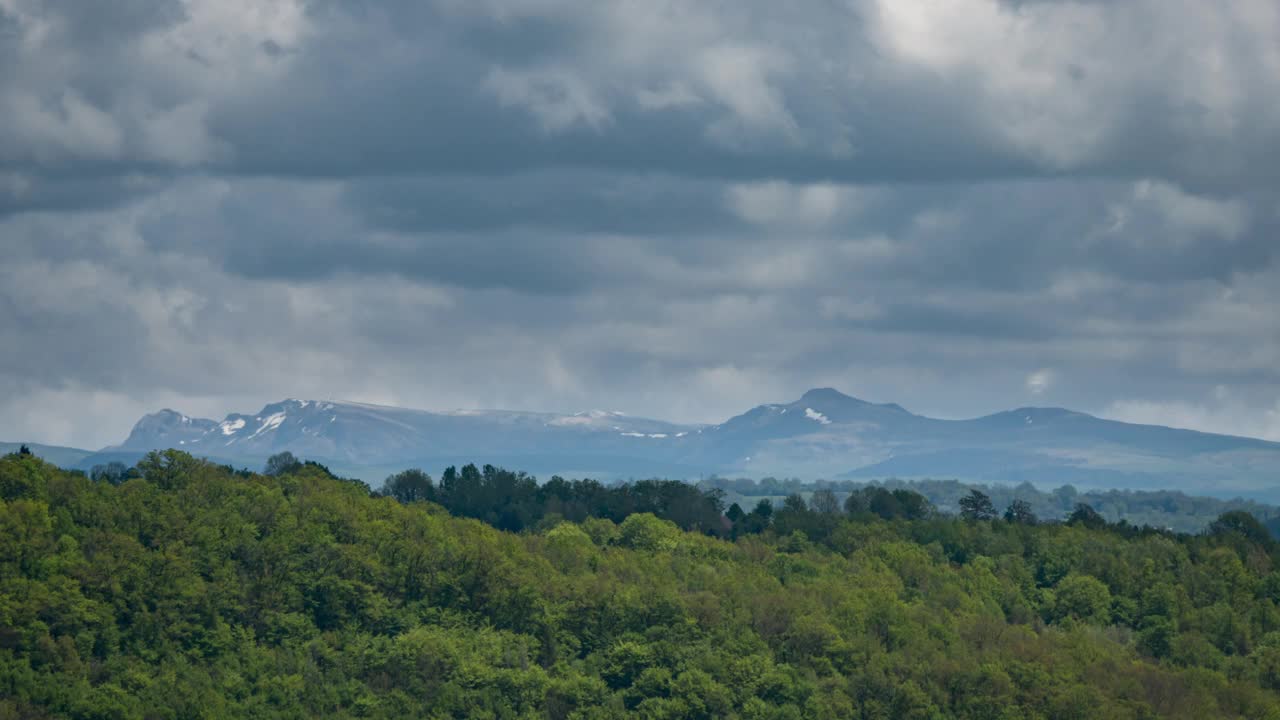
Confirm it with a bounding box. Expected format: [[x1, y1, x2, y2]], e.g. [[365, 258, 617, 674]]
[[11, 388, 1280, 501]]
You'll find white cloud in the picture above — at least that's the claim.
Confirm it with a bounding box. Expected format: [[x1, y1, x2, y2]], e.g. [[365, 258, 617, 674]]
[[3, 92, 125, 163], [1105, 397, 1280, 442], [635, 82, 703, 110], [871, 0, 1280, 168], [1025, 369, 1054, 395], [726, 181, 856, 227], [486, 67, 611, 132], [134, 100, 225, 166], [695, 44, 797, 138], [1133, 180, 1248, 240], [871, 0, 1115, 165]]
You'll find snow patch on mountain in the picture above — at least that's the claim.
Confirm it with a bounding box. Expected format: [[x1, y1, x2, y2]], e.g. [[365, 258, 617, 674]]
[[248, 412, 287, 440], [805, 408, 832, 425], [549, 415, 602, 427]]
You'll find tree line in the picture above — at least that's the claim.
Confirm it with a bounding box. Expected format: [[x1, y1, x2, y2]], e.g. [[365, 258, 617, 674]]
[[375, 456, 1166, 547], [379, 462, 726, 535], [700, 475, 1280, 534]]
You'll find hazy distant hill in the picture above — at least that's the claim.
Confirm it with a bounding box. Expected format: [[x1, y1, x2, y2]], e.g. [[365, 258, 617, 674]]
[[18, 388, 1280, 500], [687, 388, 1280, 499], [0, 442, 94, 469]]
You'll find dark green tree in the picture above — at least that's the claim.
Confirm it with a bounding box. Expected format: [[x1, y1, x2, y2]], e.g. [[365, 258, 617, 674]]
[[137, 448, 204, 490], [90, 461, 130, 485], [1004, 499, 1037, 525], [1208, 510, 1271, 546], [382, 468, 435, 503], [736, 499, 773, 534], [959, 489, 997, 521], [1067, 503, 1106, 529], [891, 488, 932, 520], [810, 489, 840, 515], [264, 451, 303, 476], [782, 494, 808, 513]]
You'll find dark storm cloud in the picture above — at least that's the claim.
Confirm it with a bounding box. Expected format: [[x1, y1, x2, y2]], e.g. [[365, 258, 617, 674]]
[[6, 0, 1278, 187], [341, 173, 740, 236], [2, 0, 1280, 448]]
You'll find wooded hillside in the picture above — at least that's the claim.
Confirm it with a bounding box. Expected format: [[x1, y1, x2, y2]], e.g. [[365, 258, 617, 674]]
[[4, 449, 1280, 719]]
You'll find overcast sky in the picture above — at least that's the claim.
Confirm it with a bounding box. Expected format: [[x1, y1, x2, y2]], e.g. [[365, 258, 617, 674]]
[[3, 0, 1280, 449]]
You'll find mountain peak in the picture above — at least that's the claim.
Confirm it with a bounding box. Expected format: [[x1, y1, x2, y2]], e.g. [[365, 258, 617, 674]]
[[991, 406, 1089, 422], [799, 387, 856, 404], [138, 408, 206, 426], [118, 408, 217, 450]]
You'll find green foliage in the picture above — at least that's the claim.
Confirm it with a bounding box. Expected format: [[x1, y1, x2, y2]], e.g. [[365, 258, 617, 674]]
[[1051, 574, 1113, 623], [959, 490, 998, 521], [382, 468, 435, 504], [409, 465, 725, 535], [89, 461, 131, 485], [580, 516, 621, 546], [3, 451, 1280, 718], [543, 522, 597, 572], [843, 486, 933, 521], [1003, 499, 1037, 525], [706, 476, 1280, 533], [264, 450, 303, 477], [1210, 510, 1274, 547], [618, 512, 681, 551], [1068, 502, 1108, 529]]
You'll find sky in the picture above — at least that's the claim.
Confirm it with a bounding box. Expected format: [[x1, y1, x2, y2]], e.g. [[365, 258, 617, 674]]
[[2, 0, 1280, 450]]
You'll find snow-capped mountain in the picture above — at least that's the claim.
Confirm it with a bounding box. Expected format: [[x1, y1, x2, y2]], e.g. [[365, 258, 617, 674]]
[[119, 409, 219, 449], [111, 399, 700, 472], [78, 388, 1280, 500]]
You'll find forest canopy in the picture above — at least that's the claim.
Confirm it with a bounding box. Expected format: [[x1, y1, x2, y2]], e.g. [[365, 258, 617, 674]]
[[5, 448, 1280, 719], [699, 475, 1280, 535]]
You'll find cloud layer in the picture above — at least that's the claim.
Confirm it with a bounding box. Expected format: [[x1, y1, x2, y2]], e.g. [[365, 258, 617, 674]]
[[2, 0, 1280, 448]]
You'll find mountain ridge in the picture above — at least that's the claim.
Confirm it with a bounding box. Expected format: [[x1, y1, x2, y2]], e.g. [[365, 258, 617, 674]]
[[15, 388, 1280, 501]]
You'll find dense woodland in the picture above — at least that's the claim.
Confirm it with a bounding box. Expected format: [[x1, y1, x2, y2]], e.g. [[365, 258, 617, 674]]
[[702, 475, 1280, 535], [6, 447, 1280, 718]]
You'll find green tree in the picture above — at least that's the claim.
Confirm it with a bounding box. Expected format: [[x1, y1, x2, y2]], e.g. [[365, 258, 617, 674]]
[[1208, 510, 1271, 546], [544, 522, 596, 572], [809, 489, 840, 515], [618, 513, 681, 551], [89, 461, 130, 485], [959, 489, 997, 521], [1004, 499, 1037, 525], [1067, 503, 1106, 529], [136, 448, 204, 490], [382, 468, 434, 503], [264, 451, 303, 476], [1053, 574, 1112, 623]]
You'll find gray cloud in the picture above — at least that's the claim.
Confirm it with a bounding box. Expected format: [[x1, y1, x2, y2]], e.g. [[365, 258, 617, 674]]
[[2, 0, 1280, 449]]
